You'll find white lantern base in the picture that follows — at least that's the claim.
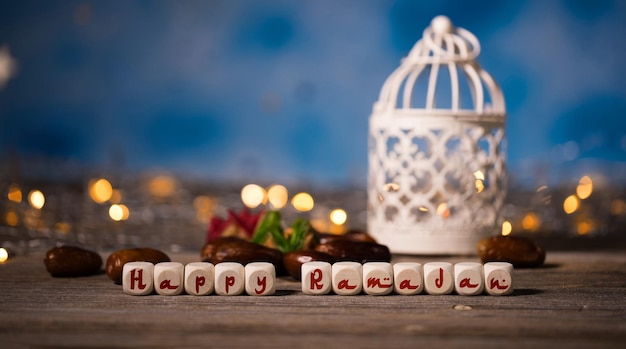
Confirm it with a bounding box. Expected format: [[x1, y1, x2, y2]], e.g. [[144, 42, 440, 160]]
[[369, 226, 493, 256]]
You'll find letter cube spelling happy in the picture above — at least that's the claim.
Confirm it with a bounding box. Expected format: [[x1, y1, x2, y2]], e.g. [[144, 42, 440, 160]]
[[245, 262, 276, 296], [184, 262, 215, 296], [215, 262, 245, 296], [123, 262, 154, 296]]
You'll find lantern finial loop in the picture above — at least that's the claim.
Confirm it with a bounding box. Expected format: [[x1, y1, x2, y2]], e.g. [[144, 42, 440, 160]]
[[431, 15, 453, 35]]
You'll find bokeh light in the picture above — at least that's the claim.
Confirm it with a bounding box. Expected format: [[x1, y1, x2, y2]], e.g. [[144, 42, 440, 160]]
[[241, 184, 266, 208], [501, 220, 512, 236], [109, 204, 130, 221], [28, 190, 45, 209], [267, 184, 288, 209], [291, 192, 314, 212], [577, 220, 592, 236], [576, 176, 593, 200], [0, 248, 8, 263], [563, 195, 579, 214], [148, 175, 177, 199], [7, 184, 22, 203], [89, 178, 113, 203], [329, 209, 347, 225], [5, 209, 19, 226], [193, 195, 216, 224], [383, 182, 400, 192], [436, 203, 450, 218], [522, 212, 541, 232]]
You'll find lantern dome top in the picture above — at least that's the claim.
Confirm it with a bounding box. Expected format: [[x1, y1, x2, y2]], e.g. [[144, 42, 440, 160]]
[[373, 15, 505, 122]]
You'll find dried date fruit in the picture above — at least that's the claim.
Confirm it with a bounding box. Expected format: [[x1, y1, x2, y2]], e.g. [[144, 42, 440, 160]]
[[201, 237, 284, 274], [477, 235, 546, 268], [44, 245, 102, 277], [106, 248, 170, 284], [314, 240, 391, 264], [283, 250, 335, 281], [315, 230, 377, 245]]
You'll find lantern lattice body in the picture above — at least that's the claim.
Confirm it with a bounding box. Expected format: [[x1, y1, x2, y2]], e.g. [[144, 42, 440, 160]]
[[367, 16, 506, 255]]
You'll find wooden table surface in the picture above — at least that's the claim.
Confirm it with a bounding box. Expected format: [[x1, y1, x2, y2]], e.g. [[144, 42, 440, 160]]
[[1, 250, 625, 348]]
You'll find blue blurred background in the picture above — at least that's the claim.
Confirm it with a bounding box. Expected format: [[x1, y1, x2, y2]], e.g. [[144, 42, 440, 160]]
[[1, 0, 625, 188]]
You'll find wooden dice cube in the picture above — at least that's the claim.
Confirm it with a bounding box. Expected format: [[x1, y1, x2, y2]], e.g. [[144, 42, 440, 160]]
[[424, 262, 454, 295], [215, 262, 245, 296], [245, 262, 275, 296], [184, 262, 215, 296], [122, 262, 154, 296], [393, 262, 424, 295], [363, 262, 393, 296], [332, 262, 362, 296], [302, 261, 332, 295], [484, 262, 514, 296], [154, 262, 184, 296], [454, 262, 484, 296]]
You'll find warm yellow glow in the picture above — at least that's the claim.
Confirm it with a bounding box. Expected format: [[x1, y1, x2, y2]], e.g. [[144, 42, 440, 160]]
[[329, 209, 348, 225], [383, 182, 400, 192], [474, 179, 485, 194], [148, 175, 176, 198], [5, 210, 18, 226], [436, 203, 450, 218], [501, 220, 512, 236], [54, 221, 72, 234], [292, 192, 314, 212], [7, 184, 22, 203], [28, 190, 45, 209], [194, 195, 215, 224], [328, 223, 346, 235], [109, 204, 130, 221], [473, 170, 485, 181], [419, 206, 429, 212], [0, 248, 8, 263], [577, 221, 592, 236], [563, 195, 579, 214], [522, 212, 541, 231], [267, 184, 288, 209], [110, 189, 123, 204], [610, 199, 626, 216], [193, 195, 215, 212], [241, 184, 267, 208], [576, 176, 593, 200], [310, 218, 328, 234], [89, 178, 113, 203]]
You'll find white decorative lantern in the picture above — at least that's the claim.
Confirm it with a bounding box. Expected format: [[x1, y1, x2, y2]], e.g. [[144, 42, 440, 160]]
[[367, 16, 506, 255]]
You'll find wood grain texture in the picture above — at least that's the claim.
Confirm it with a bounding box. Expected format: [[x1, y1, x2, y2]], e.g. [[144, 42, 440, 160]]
[[1, 251, 625, 348]]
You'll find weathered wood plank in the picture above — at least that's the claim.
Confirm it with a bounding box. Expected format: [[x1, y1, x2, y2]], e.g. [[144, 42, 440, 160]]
[[0, 251, 625, 348]]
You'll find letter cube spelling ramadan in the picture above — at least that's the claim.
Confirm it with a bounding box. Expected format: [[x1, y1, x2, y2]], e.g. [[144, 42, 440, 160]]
[[245, 262, 276, 296], [484, 262, 514, 296], [123, 262, 154, 296], [363, 262, 394, 296], [184, 262, 215, 296], [302, 261, 332, 295], [393, 262, 424, 295], [332, 262, 363, 296], [454, 262, 484, 296], [424, 262, 454, 295]]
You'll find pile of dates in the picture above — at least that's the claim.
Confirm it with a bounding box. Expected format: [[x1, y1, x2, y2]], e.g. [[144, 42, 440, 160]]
[[202, 229, 391, 281]]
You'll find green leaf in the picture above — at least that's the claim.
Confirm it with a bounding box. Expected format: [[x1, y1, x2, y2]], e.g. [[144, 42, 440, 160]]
[[270, 227, 290, 252], [288, 218, 309, 251], [252, 211, 282, 244]]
